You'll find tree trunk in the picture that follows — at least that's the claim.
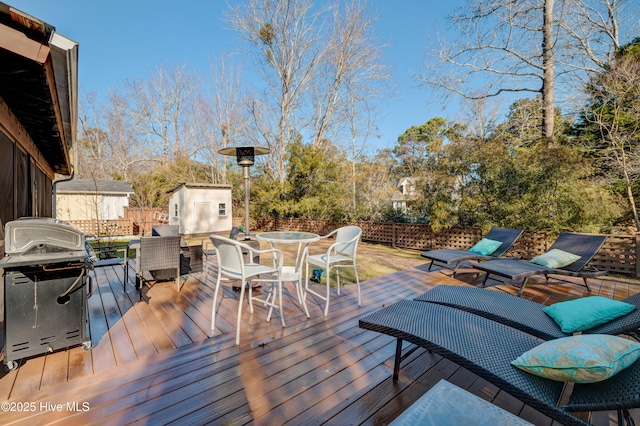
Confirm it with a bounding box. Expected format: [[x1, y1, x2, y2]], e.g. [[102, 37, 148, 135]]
[[541, 0, 555, 146], [626, 181, 640, 231]]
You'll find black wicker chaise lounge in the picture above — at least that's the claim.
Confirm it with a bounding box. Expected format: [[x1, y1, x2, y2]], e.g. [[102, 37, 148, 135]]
[[414, 285, 640, 341], [359, 300, 640, 426], [421, 227, 523, 277], [473, 232, 608, 296]]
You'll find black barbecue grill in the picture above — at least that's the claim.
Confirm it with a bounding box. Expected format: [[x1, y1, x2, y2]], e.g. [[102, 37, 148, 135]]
[[1, 218, 92, 371]]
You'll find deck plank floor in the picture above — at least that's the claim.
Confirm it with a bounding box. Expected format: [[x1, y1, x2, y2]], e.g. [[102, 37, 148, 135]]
[[1, 258, 639, 425]]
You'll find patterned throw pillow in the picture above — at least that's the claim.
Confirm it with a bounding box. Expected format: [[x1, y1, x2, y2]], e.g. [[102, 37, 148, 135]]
[[543, 296, 636, 333], [512, 334, 640, 383], [530, 249, 581, 269], [468, 238, 503, 256]]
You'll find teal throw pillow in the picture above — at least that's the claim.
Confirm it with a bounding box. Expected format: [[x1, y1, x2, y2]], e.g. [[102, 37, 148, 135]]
[[468, 238, 503, 256], [543, 296, 636, 333], [530, 249, 580, 269], [512, 334, 640, 383]]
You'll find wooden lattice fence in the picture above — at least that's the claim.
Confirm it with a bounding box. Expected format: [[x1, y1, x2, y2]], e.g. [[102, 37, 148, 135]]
[[270, 217, 640, 277], [71, 219, 133, 237], [64, 215, 640, 277], [592, 234, 637, 276]]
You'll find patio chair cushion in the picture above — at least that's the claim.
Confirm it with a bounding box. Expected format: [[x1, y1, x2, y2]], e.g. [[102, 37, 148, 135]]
[[530, 249, 581, 269], [468, 238, 503, 256], [512, 334, 640, 383], [543, 296, 636, 333]]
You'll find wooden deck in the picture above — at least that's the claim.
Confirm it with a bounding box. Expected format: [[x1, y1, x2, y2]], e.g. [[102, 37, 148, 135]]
[[1, 258, 639, 425]]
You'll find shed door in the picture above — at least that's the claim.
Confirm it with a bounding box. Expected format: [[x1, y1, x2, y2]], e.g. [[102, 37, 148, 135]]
[[194, 202, 211, 233]]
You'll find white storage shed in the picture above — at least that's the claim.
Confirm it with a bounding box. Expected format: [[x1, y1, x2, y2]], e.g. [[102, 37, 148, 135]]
[[168, 183, 233, 235]]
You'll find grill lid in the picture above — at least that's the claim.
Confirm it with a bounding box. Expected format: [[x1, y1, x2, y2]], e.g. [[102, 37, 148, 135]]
[[4, 218, 85, 255]]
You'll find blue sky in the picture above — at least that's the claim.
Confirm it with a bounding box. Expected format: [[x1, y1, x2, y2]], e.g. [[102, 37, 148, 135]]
[[9, 0, 466, 152]]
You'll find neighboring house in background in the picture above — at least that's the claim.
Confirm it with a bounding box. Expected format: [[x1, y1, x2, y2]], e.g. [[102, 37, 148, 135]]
[[0, 3, 78, 255], [168, 183, 233, 235], [391, 177, 419, 212], [56, 179, 134, 221]]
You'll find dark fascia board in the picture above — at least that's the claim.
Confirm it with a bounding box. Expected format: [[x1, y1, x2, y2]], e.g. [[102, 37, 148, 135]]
[[0, 3, 78, 175]]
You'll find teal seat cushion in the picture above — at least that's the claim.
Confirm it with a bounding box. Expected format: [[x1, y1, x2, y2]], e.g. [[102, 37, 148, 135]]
[[468, 238, 503, 256], [543, 296, 636, 333], [512, 334, 640, 383], [530, 248, 580, 269]]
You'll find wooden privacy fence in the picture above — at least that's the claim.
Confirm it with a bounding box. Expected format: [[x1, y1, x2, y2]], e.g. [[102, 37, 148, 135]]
[[71, 219, 133, 237], [69, 208, 169, 237], [124, 207, 168, 235], [65, 215, 640, 277], [271, 217, 640, 277]]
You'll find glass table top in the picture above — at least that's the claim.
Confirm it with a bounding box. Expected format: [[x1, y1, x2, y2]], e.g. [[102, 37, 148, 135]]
[[256, 231, 320, 243]]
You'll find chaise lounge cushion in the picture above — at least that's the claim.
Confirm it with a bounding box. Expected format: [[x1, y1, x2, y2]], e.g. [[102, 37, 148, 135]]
[[542, 296, 636, 333], [512, 334, 640, 383], [530, 249, 581, 269], [468, 238, 503, 256], [420, 227, 524, 278]]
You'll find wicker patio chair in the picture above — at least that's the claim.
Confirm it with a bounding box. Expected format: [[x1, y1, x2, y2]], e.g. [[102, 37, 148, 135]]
[[421, 227, 523, 277], [136, 235, 182, 295], [359, 300, 640, 426], [473, 232, 608, 296], [415, 285, 640, 341]]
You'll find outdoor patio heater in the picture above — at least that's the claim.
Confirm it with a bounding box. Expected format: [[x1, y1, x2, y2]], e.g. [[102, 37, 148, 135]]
[[218, 146, 270, 240]]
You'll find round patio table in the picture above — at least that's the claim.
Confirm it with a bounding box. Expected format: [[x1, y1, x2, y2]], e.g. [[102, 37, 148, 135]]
[[256, 231, 320, 317]]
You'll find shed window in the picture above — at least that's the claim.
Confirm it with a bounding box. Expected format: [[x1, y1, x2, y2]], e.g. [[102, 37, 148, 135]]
[[218, 203, 227, 217], [174, 204, 178, 217]]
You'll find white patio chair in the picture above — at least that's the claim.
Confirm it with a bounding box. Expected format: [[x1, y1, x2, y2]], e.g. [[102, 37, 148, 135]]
[[209, 235, 285, 345], [305, 226, 362, 316]]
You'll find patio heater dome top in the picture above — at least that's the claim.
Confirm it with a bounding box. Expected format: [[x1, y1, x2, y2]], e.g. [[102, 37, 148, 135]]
[[218, 146, 270, 239], [218, 146, 270, 166]]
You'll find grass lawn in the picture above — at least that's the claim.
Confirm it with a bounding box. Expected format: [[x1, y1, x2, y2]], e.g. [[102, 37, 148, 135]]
[[253, 239, 427, 285], [193, 235, 427, 286], [92, 235, 427, 288]]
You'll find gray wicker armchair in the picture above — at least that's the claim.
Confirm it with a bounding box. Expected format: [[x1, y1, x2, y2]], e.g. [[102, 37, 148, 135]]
[[136, 235, 182, 295]]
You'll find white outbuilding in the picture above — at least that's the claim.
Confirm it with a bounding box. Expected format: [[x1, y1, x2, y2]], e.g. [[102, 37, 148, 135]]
[[55, 179, 134, 221], [167, 183, 233, 235]]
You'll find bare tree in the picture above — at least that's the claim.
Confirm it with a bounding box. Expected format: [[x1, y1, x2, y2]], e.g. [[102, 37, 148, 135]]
[[419, 0, 633, 145], [192, 54, 250, 184], [76, 93, 111, 180], [357, 149, 398, 218], [127, 62, 200, 163], [458, 96, 502, 140], [313, 0, 392, 216], [227, 0, 322, 183], [77, 91, 151, 181], [310, 0, 391, 148]]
